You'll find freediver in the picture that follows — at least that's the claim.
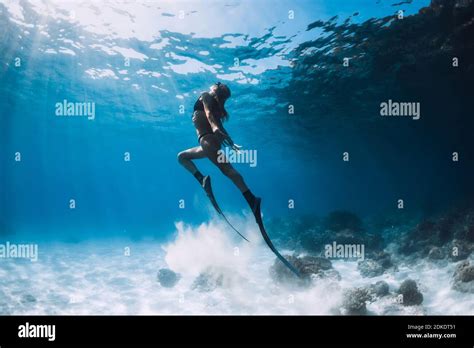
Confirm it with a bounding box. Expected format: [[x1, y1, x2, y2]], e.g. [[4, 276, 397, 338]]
[[177, 82, 261, 225], [177, 82, 301, 277]]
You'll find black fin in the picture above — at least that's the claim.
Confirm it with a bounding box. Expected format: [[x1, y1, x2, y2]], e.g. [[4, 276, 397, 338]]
[[203, 176, 249, 242], [253, 198, 301, 278]]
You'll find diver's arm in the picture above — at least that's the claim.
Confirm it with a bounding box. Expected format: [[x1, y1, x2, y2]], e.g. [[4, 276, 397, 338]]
[[213, 119, 242, 151], [210, 117, 234, 146], [218, 123, 230, 137]]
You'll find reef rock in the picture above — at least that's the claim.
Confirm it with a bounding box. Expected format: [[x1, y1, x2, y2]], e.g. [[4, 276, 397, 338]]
[[358, 259, 384, 278], [157, 268, 181, 288], [428, 246, 445, 260], [191, 268, 224, 292], [269, 255, 338, 284], [368, 281, 390, 298], [448, 239, 473, 261], [397, 279, 423, 306], [358, 251, 394, 278], [302, 230, 381, 256], [269, 211, 384, 255], [452, 260, 474, 293], [400, 208, 474, 260], [342, 287, 371, 315]]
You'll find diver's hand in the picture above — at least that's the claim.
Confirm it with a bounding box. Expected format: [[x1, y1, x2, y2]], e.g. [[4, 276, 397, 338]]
[[223, 137, 242, 152], [229, 142, 242, 152], [214, 128, 242, 152]]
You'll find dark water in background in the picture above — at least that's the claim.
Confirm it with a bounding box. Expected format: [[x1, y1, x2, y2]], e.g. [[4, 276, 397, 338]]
[[1, 0, 473, 241]]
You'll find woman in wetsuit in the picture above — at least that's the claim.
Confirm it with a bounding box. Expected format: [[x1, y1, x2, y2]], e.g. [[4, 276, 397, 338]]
[[177, 82, 259, 215]]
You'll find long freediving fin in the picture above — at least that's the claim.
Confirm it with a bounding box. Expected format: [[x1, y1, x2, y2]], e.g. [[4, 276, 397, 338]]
[[252, 197, 301, 278], [219, 210, 250, 242], [202, 176, 250, 242]]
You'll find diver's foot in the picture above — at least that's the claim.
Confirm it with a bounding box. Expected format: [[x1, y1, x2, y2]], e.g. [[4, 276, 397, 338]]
[[202, 175, 212, 195]]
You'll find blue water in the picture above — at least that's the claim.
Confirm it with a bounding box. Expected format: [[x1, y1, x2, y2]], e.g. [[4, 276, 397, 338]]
[[1, 0, 473, 315], [2, 0, 451, 239]]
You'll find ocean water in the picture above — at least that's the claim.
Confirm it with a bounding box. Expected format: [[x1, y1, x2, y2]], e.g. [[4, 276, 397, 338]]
[[1, 0, 473, 315]]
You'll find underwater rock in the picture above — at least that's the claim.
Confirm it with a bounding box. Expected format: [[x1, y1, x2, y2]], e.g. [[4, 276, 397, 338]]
[[301, 227, 382, 255], [342, 287, 371, 315], [451, 210, 474, 243], [298, 227, 324, 253], [358, 252, 394, 278], [448, 239, 473, 261], [428, 246, 445, 260], [400, 220, 439, 256], [271, 211, 382, 255], [400, 209, 474, 260], [454, 261, 474, 282], [371, 251, 394, 268], [358, 259, 384, 278], [368, 281, 390, 298], [452, 260, 474, 293], [313, 209, 383, 255], [269, 255, 338, 284], [344, 281, 390, 313], [397, 279, 423, 306], [333, 229, 374, 247], [267, 215, 320, 251], [191, 268, 224, 292], [157, 268, 181, 288]]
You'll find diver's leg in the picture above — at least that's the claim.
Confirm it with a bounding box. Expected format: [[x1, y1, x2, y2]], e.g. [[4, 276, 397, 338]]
[[212, 148, 261, 219], [178, 145, 222, 214], [202, 141, 248, 193], [177, 146, 207, 184], [201, 137, 260, 215]]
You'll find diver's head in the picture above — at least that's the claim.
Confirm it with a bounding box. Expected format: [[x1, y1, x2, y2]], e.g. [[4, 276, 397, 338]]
[[210, 82, 231, 101]]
